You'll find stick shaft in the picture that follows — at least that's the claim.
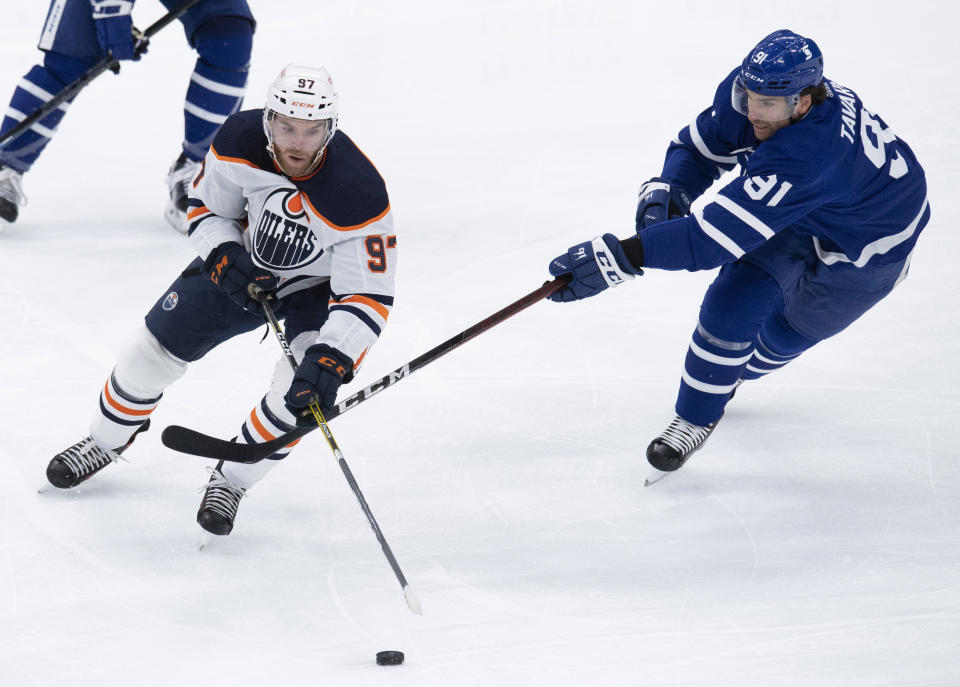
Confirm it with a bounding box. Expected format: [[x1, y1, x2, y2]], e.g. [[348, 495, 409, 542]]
[[327, 275, 569, 421], [259, 298, 420, 613], [160, 276, 569, 462], [0, 0, 205, 148]]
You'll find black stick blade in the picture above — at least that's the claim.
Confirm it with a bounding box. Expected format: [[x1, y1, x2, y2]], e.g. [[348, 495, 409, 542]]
[[160, 424, 313, 463]]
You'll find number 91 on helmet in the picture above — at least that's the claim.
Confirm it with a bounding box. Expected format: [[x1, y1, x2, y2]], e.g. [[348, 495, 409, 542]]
[[732, 29, 823, 122], [263, 64, 340, 177]]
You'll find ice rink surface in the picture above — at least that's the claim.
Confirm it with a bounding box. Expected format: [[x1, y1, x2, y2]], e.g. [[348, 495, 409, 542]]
[[1, 1, 958, 685]]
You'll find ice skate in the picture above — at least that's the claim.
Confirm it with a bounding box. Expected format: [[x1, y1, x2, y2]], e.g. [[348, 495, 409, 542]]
[[644, 415, 718, 486], [197, 461, 246, 536], [0, 165, 27, 225], [46, 419, 150, 489], [164, 152, 200, 233]]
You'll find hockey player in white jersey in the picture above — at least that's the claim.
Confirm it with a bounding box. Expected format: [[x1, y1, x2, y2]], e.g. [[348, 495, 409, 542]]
[[545, 30, 929, 482], [45, 64, 397, 537]]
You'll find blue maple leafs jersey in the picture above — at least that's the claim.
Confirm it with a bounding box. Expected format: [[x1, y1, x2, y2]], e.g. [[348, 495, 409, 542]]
[[640, 68, 929, 272]]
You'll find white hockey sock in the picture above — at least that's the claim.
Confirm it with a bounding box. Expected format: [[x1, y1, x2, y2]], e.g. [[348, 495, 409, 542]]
[[220, 456, 281, 491], [90, 325, 188, 449]]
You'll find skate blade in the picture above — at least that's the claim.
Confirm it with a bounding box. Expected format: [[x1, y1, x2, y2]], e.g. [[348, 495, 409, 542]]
[[198, 530, 213, 551], [643, 466, 675, 487]]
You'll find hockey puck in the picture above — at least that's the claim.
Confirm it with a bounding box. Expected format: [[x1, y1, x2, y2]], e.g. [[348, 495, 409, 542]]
[[376, 650, 404, 666]]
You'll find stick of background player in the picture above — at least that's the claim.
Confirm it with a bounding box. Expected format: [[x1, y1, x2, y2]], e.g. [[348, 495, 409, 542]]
[[44, 65, 399, 548], [257, 289, 422, 615], [0, 0, 255, 233], [0, 0, 201, 146], [161, 274, 571, 463], [544, 29, 930, 485]]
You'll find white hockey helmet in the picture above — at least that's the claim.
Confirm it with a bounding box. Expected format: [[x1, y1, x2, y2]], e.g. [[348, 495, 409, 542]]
[[263, 64, 339, 170]]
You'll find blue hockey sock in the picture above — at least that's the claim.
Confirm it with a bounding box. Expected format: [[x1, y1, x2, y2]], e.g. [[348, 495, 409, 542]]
[[675, 322, 754, 427], [0, 62, 80, 172], [673, 261, 783, 426], [181, 16, 252, 161], [741, 312, 816, 380]]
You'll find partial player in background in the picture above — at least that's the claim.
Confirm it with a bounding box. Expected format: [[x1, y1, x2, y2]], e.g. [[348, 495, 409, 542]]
[[0, 0, 255, 232], [44, 64, 398, 538], [546, 30, 929, 482]]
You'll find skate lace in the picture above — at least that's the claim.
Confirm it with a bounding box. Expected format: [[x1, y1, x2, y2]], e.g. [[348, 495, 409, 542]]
[[658, 417, 713, 455], [200, 469, 246, 520], [56, 437, 124, 478], [0, 167, 27, 207]]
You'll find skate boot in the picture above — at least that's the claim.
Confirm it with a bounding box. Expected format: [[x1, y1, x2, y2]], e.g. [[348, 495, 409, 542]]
[[164, 152, 201, 233], [644, 415, 718, 485], [197, 461, 246, 536], [46, 419, 151, 489], [0, 165, 27, 225]]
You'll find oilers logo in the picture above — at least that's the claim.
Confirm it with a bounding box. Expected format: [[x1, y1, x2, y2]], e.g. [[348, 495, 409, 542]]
[[252, 188, 322, 270], [162, 292, 179, 311]]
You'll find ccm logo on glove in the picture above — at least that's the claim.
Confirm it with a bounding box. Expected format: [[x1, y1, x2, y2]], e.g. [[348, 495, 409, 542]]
[[285, 344, 354, 423]]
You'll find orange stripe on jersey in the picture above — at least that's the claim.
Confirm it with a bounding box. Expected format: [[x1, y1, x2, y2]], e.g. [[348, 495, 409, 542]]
[[210, 145, 262, 170], [248, 408, 276, 441], [103, 382, 154, 417], [187, 206, 211, 220], [300, 193, 391, 232], [334, 295, 391, 320], [191, 160, 205, 188], [353, 347, 368, 371]]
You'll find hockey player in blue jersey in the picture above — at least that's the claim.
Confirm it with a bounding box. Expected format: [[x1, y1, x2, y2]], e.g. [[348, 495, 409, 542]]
[[546, 30, 929, 482], [0, 0, 255, 232], [43, 64, 398, 537]]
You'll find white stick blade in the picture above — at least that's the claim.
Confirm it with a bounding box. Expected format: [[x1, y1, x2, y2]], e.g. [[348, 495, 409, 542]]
[[404, 585, 423, 615]]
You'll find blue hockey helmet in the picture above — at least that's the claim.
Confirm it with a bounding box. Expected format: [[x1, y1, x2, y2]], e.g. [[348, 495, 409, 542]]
[[733, 30, 823, 118], [739, 30, 823, 96]]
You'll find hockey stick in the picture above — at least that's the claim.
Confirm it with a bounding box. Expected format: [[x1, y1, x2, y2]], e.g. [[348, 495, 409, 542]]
[[258, 294, 423, 616], [160, 274, 571, 462], [0, 0, 205, 148]]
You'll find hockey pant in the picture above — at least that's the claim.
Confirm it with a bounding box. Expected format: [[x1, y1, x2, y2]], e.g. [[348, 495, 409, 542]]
[[0, 0, 253, 171], [90, 264, 330, 491]]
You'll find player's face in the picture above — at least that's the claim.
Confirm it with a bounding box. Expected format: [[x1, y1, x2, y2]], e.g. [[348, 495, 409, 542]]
[[745, 91, 796, 140], [269, 114, 331, 176], [745, 91, 812, 141]]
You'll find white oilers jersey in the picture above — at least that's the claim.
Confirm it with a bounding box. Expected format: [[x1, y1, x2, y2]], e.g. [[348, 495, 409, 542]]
[[186, 109, 396, 366]]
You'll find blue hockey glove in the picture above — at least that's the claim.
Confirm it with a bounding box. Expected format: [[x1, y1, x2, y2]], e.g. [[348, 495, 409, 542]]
[[285, 344, 353, 424], [547, 233, 641, 303], [91, 1, 140, 61], [635, 177, 692, 232], [205, 242, 278, 314]]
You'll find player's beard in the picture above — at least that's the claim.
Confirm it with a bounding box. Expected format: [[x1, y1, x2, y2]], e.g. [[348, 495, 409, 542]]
[[276, 146, 322, 177], [752, 110, 809, 141]]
